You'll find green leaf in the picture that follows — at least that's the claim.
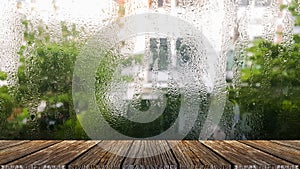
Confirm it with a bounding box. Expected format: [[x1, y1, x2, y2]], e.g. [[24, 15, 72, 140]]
[[0, 71, 7, 80]]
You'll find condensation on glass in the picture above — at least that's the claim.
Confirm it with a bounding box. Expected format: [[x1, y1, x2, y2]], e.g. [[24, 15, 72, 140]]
[[0, 0, 299, 140]]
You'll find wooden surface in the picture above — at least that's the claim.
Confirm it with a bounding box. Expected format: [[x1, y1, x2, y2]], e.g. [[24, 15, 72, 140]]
[[0, 140, 299, 169]]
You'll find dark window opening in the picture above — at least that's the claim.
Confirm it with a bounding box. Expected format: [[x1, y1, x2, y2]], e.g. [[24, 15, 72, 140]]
[[150, 38, 169, 70], [238, 0, 271, 6], [158, 0, 163, 7], [239, 0, 249, 6], [176, 38, 192, 65], [255, 0, 271, 7]]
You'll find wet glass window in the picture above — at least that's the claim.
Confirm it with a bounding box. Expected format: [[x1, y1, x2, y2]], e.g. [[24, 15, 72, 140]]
[[151, 0, 171, 8], [239, 0, 249, 6], [0, 0, 299, 140], [254, 0, 271, 7], [239, 0, 271, 7], [158, 0, 163, 7], [176, 38, 192, 65], [149, 38, 168, 70]]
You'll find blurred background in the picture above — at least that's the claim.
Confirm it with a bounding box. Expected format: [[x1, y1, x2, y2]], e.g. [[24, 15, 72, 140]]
[[0, 0, 300, 140]]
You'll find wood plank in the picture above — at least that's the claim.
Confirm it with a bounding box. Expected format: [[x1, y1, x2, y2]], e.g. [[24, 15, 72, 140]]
[[183, 140, 231, 168], [69, 140, 132, 169], [202, 140, 296, 168], [168, 140, 230, 169], [271, 140, 300, 150], [0, 140, 29, 150], [240, 140, 300, 165], [0, 140, 299, 168], [0, 140, 60, 165], [123, 140, 177, 169], [169, 140, 197, 168], [6, 140, 99, 168]]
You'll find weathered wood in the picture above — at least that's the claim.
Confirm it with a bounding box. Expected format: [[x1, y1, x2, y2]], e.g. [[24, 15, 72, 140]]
[[0, 140, 29, 150], [202, 140, 296, 169], [6, 140, 99, 168], [123, 140, 177, 169], [168, 140, 194, 168], [0, 140, 60, 165], [69, 140, 132, 169], [169, 140, 230, 169], [184, 140, 230, 168], [271, 140, 300, 150], [0, 140, 300, 168], [240, 140, 300, 165]]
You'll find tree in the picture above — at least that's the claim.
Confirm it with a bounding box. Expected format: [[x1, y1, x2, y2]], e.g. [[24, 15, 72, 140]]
[[1, 19, 89, 139], [230, 0, 300, 139], [0, 71, 13, 138]]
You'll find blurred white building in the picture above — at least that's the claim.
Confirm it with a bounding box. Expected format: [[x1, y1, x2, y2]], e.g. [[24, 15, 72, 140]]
[[1, 0, 297, 88], [237, 0, 293, 42], [115, 0, 233, 99]]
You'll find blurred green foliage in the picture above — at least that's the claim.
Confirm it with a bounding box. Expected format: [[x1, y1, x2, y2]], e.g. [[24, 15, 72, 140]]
[[0, 19, 89, 139], [229, 0, 300, 139], [281, 0, 300, 26], [0, 73, 13, 138], [0, 71, 8, 80], [230, 38, 300, 139]]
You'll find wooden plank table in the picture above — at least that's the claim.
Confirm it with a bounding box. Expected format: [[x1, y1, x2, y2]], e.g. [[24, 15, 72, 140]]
[[0, 140, 299, 169]]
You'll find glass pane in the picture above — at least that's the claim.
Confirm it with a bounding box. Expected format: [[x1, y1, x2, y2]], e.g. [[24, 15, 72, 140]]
[[239, 0, 249, 6], [0, 0, 299, 141]]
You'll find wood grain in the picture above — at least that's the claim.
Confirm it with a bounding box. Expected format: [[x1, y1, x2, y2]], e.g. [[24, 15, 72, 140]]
[[271, 140, 300, 150], [184, 140, 230, 168], [169, 140, 230, 169], [123, 140, 177, 169], [69, 140, 132, 169], [0, 140, 60, 164], [0, 140, 299, 168], [240, 140, 300, 165], [202, 140, 295, 169], [7, 140, 99, 168], [0, 140, 29, 150]]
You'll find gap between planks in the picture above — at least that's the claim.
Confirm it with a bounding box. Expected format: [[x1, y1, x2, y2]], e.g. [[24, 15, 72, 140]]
[[0, 140, 299, 169]]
